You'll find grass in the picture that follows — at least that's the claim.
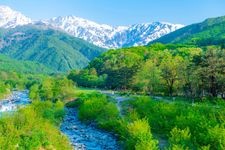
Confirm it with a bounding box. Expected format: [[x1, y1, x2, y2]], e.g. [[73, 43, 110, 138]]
[[74, 87, 97, 96], [65, 87, 97, 108]]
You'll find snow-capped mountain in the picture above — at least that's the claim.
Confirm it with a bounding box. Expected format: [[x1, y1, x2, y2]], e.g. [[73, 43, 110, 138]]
[[44, 16, 184, 48], [0, 5, 32, 28], [0, 5, 184, 48]]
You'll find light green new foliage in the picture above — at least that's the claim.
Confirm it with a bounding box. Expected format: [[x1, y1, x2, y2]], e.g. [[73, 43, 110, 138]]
[[127, 119, 158, 150], [29, 84, 40, 100], [0, 81, 10, 99], [208, 125, 225, 150], [169, 127, 192, 150], [78, 93, 108, 121], [159, 51, 186, 96], [30, 77, 75, 102], [0, 101, 71, 150], [132, 59, 162, 94]]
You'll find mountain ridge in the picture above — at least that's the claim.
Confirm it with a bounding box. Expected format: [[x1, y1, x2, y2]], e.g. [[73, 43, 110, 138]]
[[150, 15, 225, 46], [41, 16, 184, 49], [0, 5, 184, 49], [0, 5, 32, 28]]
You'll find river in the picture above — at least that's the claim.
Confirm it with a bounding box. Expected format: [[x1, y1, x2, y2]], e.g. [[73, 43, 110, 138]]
[[61, 108, 119, 150], [0, 91, 119, 150], [0, 90, 30, 115]]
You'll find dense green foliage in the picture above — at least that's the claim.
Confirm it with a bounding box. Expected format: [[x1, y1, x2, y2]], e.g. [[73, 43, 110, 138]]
[[72, 92, 119, 127], [0, 71, 44, 98], [0, 25, 106, 71], [69, 44, 225, 99], [69, 46, 145, 89], [0, 101, 71, 150], [68, 69, 107, 88], [0, 54, 53, 74], [151, 16, 225, 47], [29, 77, 76, 102], [0, 80, 10, 99], [125, 96, 225, 149]]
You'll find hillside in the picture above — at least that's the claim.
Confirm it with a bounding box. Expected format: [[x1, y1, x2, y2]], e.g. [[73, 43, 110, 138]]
[[0, 25, 106, 71], [150, 16, 225, 46], [0, 54, 53, 74]]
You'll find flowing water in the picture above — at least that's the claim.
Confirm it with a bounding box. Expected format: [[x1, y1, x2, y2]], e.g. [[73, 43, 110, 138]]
[[60, 108, 119, 150], [0, 91, 119, 150], [0, 90, 30, 115]]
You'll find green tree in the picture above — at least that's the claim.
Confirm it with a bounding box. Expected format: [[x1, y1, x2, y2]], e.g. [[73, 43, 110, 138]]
[[196, 47, 225, 97], [29, 84, 40, 101], [102, 51, 142, 89], [160, 52, 186, 96], [132, 60, 162, 94], [40, 78, 54, 101]]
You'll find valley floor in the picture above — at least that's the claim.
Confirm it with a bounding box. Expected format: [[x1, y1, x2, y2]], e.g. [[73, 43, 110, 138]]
[[1, 88, 225, 150]]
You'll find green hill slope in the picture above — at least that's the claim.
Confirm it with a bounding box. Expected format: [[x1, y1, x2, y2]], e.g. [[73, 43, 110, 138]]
[[0, 25, 106, 72], [0, 54, 53, 74], [150, 16, 225, 46]]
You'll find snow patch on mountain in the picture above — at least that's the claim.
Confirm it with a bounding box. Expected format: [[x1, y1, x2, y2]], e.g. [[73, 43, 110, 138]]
[[0, 5, 32, 28], [44, 16, 184, 48]]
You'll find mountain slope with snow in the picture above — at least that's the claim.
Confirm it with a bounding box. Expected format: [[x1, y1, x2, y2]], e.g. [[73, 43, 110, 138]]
[[0, 5, 184, 48], [44, 16, 184, 48], [0, 5, 31, 28]]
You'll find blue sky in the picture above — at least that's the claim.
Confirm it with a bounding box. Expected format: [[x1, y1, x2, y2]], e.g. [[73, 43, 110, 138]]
[[1, 0, 225, 26]]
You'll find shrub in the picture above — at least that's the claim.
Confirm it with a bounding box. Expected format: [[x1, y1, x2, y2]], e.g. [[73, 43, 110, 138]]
[[96, 102, 120, 130], [32, 100, 65, 125], [168, 127, 192, 149], [126, 119, 158, 150], [78, 94, 107, 121], [0, 101, 71, 149], [207, 125, 225, 150]]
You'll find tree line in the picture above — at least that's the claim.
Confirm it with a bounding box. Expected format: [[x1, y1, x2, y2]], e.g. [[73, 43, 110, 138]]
[[68, 44, 225, 99]]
